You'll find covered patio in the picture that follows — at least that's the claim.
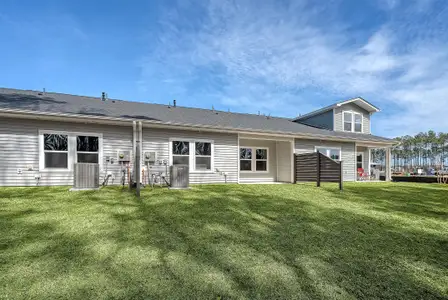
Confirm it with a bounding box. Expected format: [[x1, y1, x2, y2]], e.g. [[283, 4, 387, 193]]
[[238, 134, 294, 184], [356, 143, 392, 181]]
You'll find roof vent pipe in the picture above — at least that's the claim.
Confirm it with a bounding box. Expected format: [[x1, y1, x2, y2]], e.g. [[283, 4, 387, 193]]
[[173, 99, 176, 107]]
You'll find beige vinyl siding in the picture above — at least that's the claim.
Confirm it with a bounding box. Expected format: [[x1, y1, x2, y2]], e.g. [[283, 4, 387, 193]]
[[294, 138, 356, 181], [0, 117, 133, 186], [276, 141, 293, 182], [239, 139, 277, 183], [334, 103, 371, 134], [142, 127, 238, 184]]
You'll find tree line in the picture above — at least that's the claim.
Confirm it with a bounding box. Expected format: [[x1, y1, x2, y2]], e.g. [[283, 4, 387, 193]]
[[371, 131, 448, 171]]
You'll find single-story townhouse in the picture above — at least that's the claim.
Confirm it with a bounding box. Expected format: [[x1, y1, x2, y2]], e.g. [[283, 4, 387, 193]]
[[0, 88, 395, 186]]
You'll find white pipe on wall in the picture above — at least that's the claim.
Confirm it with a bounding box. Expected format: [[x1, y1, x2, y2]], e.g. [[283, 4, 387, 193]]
[[132, 121, 137, 181], [139, 121, 143, 160]]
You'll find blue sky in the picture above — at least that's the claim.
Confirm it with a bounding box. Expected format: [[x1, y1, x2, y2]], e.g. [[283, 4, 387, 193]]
[[1, 0, 447, 137]]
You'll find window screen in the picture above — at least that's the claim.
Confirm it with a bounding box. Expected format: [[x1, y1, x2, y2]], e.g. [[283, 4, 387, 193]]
[[77, 136, 99, 163], [172, 141, 190, 166], [343, 112, 352, 132], [240, 148, 252, 171], [354, 114, 362, 133], [44, 134, 68, 168], [195, 142, 211, 170], [255, 149, 268, 171]]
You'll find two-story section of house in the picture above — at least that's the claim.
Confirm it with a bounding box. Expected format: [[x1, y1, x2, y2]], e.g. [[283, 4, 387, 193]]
[[293, 97, 385, 180]]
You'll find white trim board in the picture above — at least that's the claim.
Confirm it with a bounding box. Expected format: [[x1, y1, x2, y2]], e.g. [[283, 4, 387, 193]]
[[237, 133, 240, 183], [336, 97, 380, 112]]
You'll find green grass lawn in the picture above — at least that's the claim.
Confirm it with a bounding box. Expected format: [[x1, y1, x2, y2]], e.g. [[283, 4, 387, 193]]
[[1, 183, 447, 300]]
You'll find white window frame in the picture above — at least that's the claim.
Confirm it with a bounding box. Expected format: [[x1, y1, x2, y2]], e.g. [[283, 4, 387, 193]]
[[170, 139, 191, 168], [239, 147, 253, 172], [194, 141, 213, 172], [76, 135, 101, 164], [39, 130, 103, 172], [354, 113, 363, 133], [239, 146, 269, 173], [41, 132, 69, 171], [343, 111, 363, 133], [168, 138, 214, 173], [314, 146, 342, 161]]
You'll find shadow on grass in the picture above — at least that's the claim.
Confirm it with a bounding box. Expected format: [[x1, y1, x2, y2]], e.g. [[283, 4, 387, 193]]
[[323, 183, 448, 220], [1, 183, 447, 299]]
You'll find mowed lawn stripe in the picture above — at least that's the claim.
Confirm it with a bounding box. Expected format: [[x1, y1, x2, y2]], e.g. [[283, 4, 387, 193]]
[[0, 183, 447, 299]]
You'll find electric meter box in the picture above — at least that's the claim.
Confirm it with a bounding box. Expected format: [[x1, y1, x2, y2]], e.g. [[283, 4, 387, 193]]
[[144, 151, 157, 164], [117, 150, 131, 162]]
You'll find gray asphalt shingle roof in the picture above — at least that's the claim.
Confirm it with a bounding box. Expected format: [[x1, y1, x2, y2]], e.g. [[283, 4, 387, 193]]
[[0, 88, 393, 143]]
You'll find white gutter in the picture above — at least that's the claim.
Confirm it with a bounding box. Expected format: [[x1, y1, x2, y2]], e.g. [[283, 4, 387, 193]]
[[0, 107, 396, 146]]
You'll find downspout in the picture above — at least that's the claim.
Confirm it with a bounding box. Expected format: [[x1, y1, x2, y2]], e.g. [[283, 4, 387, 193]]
[[135, 121, 142, 196], [139, 121, 143, 183], [139, 121, 143, 159], [132, 121, 137, 183]]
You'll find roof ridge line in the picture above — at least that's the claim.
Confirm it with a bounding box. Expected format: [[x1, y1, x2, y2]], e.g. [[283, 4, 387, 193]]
[[0, 87, 292, 120]]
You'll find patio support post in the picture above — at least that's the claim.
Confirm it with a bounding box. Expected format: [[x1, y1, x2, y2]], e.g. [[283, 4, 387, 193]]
[[385, 147, 391, 181], [368, 148, 372, 177]]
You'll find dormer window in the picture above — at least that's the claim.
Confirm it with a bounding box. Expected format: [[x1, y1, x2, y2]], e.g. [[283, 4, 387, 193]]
[[354, 114, 362, 132], [343, 112, 363, 133], [343, 112, 352, 131]]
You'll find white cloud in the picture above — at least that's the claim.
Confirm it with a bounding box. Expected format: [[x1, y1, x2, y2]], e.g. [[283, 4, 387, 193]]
[[140, 0, 448, 137]]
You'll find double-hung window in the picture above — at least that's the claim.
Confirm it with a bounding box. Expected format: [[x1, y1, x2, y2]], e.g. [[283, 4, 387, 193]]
[[195, 142, 212, 170], [343, 112, 363, 133], [240, 147, 268, 172], [77, 136, 99, 163], [40, 131, 102, 170], [43, 133, 69, 168], [316, 147, 341, 161], [255, 149, 268, 171], [172, 141, 190, 166], [354, 114, 362, 132], [240, 148, 252, 171], [343, 112, 352, 132], [170, 139, 214, 171]]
